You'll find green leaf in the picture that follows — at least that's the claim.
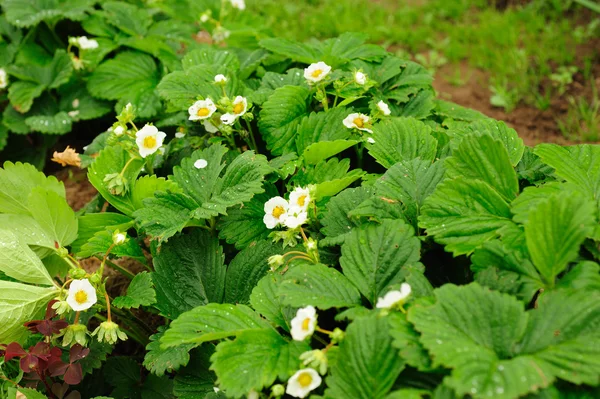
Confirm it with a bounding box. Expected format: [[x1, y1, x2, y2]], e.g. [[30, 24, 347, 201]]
[[152, 229, 225, 319], [259, 38, 319, 64], [7, 81, 44, 113], [320, 186, 373, 246], [161, 303, 272, 350], [218, 185, 278, 250], [435, 99, 488, 122], [0, 281, 57, 344], [510, 183, 566, 224], [182, 48, 240, 71], [58, 82, 112, 121], [70, 212, 133, 254], [295, 107, 353, 156], [27, 187, 77, 247], [224, 240, 280, 305], [388, 312, 432, 371], [302, 139, 359, 166], [173, 345, 217, 398], [144, 326, 194, 377], [0, 214, 54, 251], [0, 161, 64, 215], [0, 229, 54, 286], [525, 192, 596, 284], [131, 175, 182, 211], [340, 219, 421, 305], [368, 118, 437, 168], [102, 1, 150, 36], [279, 263, 362, 309], [314, 169, 365, 201], [516, 147, 554, 184], [8, 388, 48, 399], [3, 0, 95, 27], [375, 159, 445, 229], [451, 120, 524, 167], [211, 329, 310, 398], [113, 272, 156, 309], [419, 177, 514, 256], [78, 227, 144, 262], [134, 191, 197, 242], [25, 111, 73, 134], [320, 32, 387, 65], [250, 274, 294, 331], [325, 313, 404, 399], [250, 69, 307, 105], [409, 283, 600, 399], [88, 146, 145, 217], [88, 51, 161, 118], [534, 144, 600, 207], [259, 85, 310, 156], [445, 135, 519, 201]]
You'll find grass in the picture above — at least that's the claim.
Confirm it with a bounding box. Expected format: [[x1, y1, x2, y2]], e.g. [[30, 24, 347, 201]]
[[558, 80, 600, 142], [250, 0, 599, 115]]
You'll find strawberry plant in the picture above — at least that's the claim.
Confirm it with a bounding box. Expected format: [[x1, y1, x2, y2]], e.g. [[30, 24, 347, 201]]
[[1, 19, 600, 399]]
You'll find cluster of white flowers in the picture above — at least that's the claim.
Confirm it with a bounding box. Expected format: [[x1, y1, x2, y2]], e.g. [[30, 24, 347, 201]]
[[0, 68, 8, 89], [263, 187, 310, 229], [304, 61, 331, 84], [66, 279, 97, 311], [376, 283, 412, 309], [135, 124, 167, 158], [187, 79, 249, 132], [70, 36, 99, 50]]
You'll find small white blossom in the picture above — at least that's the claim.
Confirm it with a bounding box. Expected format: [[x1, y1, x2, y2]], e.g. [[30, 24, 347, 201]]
[[289, 187, 311, 213], [175, 132, 185, 139], [135, 124, 166, 158], [220, 113, 237, 125], [304, 62, 331, 83], [263, 196, 289, 229], [188, 98, 217, 121], [354, 71, 367, 85], [343, 113, 372, 133], [230, 0, 246, 9], [376, 283, 412, 309], [66, 279, 97, 311], [203, 120, 219, 133], [113, 125, 125, 136], [214, 74, 227, 83], [367, 137, 375, 144], [194, 159, 208, 169], [377, 100, 391, 116], [113, 231, 127, 245], [286, 368, 322, 398], [76, 36, 99, 50], [290, 306, 317, 341], [68, 110, 80, 118], [200, 13, 210, 23], [0, 68, 8, 89], [285, 209, 308, 229], [72, 99, 80, 108], [232, 96, 248, 116]]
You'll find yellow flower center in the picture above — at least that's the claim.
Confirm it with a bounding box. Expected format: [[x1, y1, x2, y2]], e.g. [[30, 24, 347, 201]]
[[297, 372, 313, 388], [233, 102, 245, 115], [272, 206, 285, 219], [74, 290, 88, 304], [143, 136, 157, 149], [297, 195, 307, 207], [311, 69, 323, 78], [353, 117, 364, 128], [301, 317, 311, 330], [197, 107, 210, 117]]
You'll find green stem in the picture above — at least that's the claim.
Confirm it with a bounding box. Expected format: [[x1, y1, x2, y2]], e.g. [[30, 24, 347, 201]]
[[355, 142, 364, 169], [103, 258, 135, 280], [145, 157, 155, 176], [320, 87, 329, 111], [244, 119, 259, 153]]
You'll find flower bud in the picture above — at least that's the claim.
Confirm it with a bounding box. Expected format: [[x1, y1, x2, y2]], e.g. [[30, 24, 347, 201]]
[[330, 327, 345, 344], [92, 321, 128, 345], [299, 349, 328, 375], [112, 230, 127, 246], [61, 324, 89, 347], [271, 384, 285, 397], [268, 255, 285, 271]]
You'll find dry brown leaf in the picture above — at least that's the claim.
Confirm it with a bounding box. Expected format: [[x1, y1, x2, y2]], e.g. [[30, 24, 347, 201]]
[[51, 146, 81, 167]]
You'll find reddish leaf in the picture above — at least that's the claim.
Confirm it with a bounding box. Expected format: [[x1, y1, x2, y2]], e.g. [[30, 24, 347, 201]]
[[29, 342, 51, 358], [20, 354, 39, 373], [69, 345, 89, 363], [46, 300, 59, 319], [52, 382, 69, 399], [63, 363, 83, 385], [4, 342, 26, 361], [49, 359, 69, 377]]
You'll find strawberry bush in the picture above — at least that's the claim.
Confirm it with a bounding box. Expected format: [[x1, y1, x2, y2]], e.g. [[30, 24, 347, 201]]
[[2, 2, 600, 399]]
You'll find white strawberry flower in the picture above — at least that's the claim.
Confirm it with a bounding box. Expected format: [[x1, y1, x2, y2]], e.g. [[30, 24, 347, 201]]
[[203, 120, 219, 132], [66, 279, 97, 311], [263, 196, 289, 229], [376, 283, 412, 309], [214, 74, 227, 83], [175, 132, 185, 139], [284, 209, 308, 229], [289, 187, 311, 213], [343, 113, 372, 133], [230, 0, 245, 10], [286, 368, 322, 398], [220, 113, 237, 126], [77, 36, 99, 50], [188, 98, 217, 121], [291, 306, 317, 341], [135, 124, 167, 158], [0, 68, 8, 89], [232, 96, 248, 116], [377, 100, 391, 116], [194, 159, 208, 169], [304, 61, 331, 83], [354, 71, 367, 85]]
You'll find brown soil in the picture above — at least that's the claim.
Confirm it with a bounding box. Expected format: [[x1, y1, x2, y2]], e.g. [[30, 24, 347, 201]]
[[431, 41, 600, 146], [54, 167, 97, 212]]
